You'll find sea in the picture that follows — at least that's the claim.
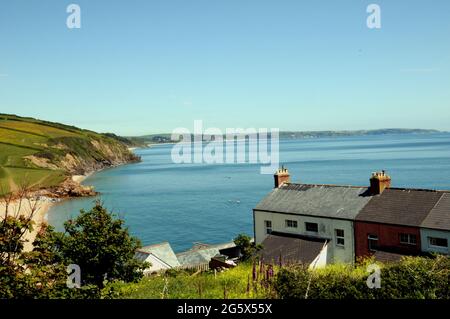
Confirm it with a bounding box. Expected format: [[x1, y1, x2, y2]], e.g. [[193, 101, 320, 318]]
[[47, 133, 450, 252]]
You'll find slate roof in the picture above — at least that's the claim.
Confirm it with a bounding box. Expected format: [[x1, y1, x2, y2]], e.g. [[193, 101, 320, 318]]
[[421, 193, 450, 230], [136, 242, 180, 267], [255, 182, 450, 230], [175, 242, 240, 266], [176, 247, 221, 266], [189, 241, 237, 251], [254, 183, 373, 220], [356, 188, 445, 227], [259, 232, 327, 265]]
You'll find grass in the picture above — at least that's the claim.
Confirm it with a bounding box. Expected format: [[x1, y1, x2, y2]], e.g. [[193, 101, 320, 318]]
[[109, 263, 276, 299], [0, 144, 35, 167], [0, 117, 81, 138], [0, 127, 48, 148], [0, 166, 66, 194], [0, 114, 135, 196]]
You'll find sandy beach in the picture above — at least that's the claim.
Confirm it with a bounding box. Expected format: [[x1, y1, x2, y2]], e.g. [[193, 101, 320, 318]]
[[1, 172, 104, 252], [0, 196, 55, 252], [0, 172, 97, 252], [72, 174, 89, 184]]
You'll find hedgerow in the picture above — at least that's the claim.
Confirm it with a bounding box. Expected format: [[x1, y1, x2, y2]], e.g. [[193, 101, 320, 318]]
[[274, 255, 450, 299]]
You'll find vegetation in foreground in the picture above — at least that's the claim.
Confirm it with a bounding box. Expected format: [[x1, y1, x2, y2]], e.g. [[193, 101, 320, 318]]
[[109, 262, 273, 299], [108, 255, 450, 299], [0, 198, 148, 299], [275, 256, 450, 299]]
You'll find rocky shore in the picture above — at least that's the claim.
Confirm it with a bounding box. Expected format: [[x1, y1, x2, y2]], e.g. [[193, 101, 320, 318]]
[[38, 177, 98, 198]]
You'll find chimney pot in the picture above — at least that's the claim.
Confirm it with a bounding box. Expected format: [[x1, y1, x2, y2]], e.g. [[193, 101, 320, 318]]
[[274, 166, 291, 188], [370, 170, 391, 195]]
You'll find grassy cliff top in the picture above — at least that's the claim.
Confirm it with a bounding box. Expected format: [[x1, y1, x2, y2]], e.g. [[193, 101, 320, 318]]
[[0, 114, 137, 195]]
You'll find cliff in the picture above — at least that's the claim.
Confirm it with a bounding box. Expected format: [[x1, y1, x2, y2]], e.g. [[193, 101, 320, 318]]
[[0, 114, 140, 196]]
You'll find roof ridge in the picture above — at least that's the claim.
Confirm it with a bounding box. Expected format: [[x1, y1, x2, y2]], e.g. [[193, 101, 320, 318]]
[[147, 252, 174, 268], [285, 183, 367, 189], [428, 192, 446, 213], [176, 246, 219, 256], [285, 183, 450, 193], [388, 187, 447, 192], [140, 241, 170, 249]]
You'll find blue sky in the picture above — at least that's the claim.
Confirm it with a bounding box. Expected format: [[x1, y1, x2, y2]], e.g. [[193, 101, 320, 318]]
[[0, 0, 449, 135]]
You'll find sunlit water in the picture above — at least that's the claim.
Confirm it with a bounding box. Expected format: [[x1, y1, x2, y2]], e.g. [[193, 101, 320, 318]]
[[47, 133, 450, 252]]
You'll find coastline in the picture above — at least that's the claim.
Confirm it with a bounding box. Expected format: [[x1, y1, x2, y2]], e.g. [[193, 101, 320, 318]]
[[36, 151, 141, 247], [147, 142, 176, 147], [0, 196, 55, 252], [72, 172, 93, 184], [23, 198, 54, 251], [22, 157, 137, 250], [0, 171, 94, 252], [0, 124, 142, 252]]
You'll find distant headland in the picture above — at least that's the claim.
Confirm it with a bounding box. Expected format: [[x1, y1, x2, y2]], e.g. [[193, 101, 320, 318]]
[[127, 128, 444, 146]]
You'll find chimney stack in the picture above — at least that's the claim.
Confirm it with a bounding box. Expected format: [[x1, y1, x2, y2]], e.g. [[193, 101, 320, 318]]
[[370, 170, 391, 195], [274, 166, 290, 188]]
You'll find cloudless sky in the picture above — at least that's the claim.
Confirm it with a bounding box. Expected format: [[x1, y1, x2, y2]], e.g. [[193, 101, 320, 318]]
[[0, 0, 449, 135]]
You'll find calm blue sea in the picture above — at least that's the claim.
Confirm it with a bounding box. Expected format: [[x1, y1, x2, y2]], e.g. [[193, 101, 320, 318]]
[[47, 133, 450, 252]]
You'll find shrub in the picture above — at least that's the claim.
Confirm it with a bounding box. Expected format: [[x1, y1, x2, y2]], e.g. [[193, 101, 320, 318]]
[[58, 202, 149, 288], [273, 256, 450, 299], [234, 234, 262, 261]]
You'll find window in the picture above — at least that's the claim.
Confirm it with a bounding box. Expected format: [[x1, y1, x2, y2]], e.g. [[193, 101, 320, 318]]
[[429, 237, 448, 248], [285, 220, 298, 228], [335, 229, 345, 247], [399, 233, 417, 245], [305, 222, 318, 233], [368, 234, 379, 251], [264, 220, 272, 234]]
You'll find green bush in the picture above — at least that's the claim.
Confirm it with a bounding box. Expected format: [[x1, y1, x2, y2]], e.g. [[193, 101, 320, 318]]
[[0, 202, 148, 299], [233, 233, 262, 261], [273, 255, 450, 299]]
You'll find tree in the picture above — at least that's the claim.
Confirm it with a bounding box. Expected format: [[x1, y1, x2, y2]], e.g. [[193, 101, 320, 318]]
[[0, 182, 40, 267], [1, 187, 148, 298], [25, 224, 100, 299], [0, 182, 94, 299], [0, 182, 44, 298], [234, 234, 262, 261], [57, 201, 148, 288]]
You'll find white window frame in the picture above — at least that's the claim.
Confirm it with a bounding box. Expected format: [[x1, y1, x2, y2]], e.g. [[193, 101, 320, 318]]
[[335, 229, 345, 247], [399, 233, 417, 245], [264, 220, 272, 235], [368, 234, 379, 251], [428, 237, 448, 248], [285, 220, 298, 228]]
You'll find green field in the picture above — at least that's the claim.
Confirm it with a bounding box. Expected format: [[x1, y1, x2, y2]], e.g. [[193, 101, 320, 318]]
[[0, 114, 135, 195], [0, 123, 67, 194]]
